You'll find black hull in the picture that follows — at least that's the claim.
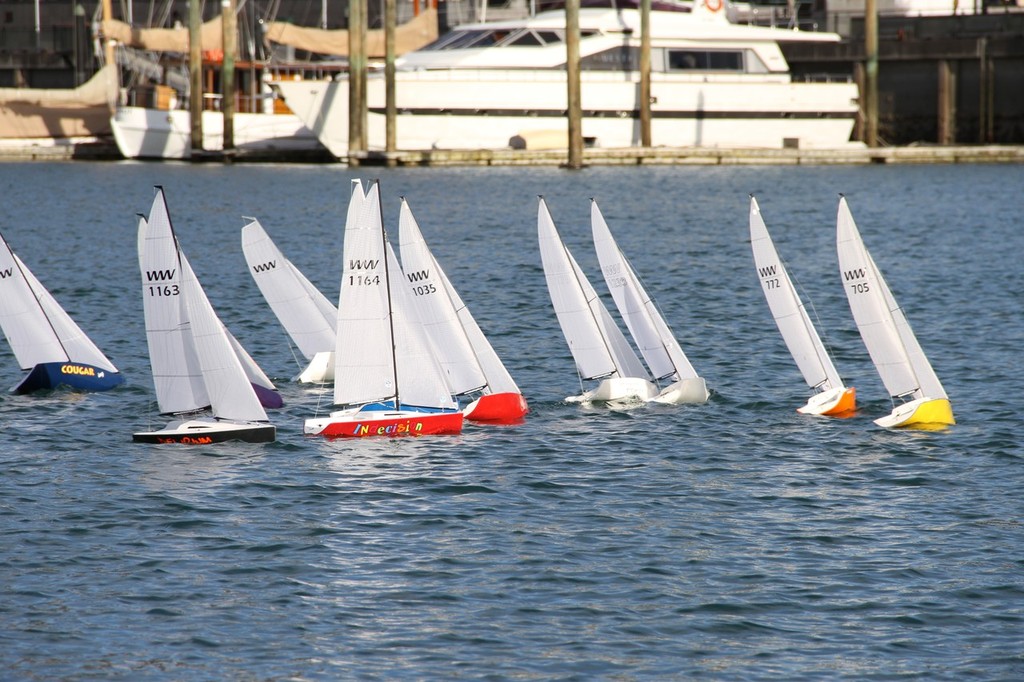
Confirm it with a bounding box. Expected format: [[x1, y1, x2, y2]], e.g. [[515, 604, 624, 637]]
[[132, 424, 276, 444]]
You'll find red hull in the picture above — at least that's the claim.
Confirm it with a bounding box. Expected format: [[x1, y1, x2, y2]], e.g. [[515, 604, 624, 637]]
[[464, 392, 529, 423], [318, 411, 464, 438]]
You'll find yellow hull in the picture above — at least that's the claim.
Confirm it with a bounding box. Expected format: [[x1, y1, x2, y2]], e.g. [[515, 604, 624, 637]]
[[875, 397, 954, 429]]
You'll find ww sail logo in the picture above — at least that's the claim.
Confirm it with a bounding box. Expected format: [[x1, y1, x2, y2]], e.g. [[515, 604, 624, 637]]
[[406, 269, 431, 283], [842, 267, 867, 282], [349, 259, 379, 270], [0, 267, 13, 279], [252, 260, 277, 273], [145, 269, 176, 282], [758, 265, 777, 278]]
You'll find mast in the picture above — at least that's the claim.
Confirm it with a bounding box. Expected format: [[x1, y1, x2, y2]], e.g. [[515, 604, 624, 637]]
[[377, 183, 401, 408]]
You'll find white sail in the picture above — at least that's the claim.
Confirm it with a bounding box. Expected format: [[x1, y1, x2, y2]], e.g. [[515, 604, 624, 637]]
[[331, 181, 455, 410], [836, 197, 946, 401], [138, 194, 209, 414], [241, 218, 337, 360], [591, 200, 699, 383], [538, 198, 649, 381], [749, 196, 843, 391], [179, 255, 269, 423], [397, 199, 488, 395], [0, 234, 70, 369], [332, 181, 394, 406], [436, 264, 520, 395], [386, 238, 458, 410], [15, 255, 118, 373]]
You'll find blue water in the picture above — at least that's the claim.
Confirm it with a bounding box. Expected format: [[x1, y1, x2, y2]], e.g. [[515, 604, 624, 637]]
[[1, 161, 1021, 680]]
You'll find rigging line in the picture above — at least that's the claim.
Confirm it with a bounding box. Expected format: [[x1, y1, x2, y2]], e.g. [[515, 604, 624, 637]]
[[285, 336, 305, 373], [786, 256, 841, 367]]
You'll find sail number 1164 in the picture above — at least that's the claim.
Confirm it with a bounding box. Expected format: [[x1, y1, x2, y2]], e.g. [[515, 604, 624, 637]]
[[348, 274, 381, 286]]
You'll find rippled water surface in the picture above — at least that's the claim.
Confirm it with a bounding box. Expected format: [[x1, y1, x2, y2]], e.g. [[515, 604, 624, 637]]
[[1, 161, 1022, 680]]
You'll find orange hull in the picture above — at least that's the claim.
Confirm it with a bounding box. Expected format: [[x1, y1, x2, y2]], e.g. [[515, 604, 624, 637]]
[[464, 392, 528, 423]]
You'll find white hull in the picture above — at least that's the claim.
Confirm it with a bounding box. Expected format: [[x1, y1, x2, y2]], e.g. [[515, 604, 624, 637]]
[[111, 106, 324, 159], [277, 71, 858, 157], [568, 376, 658, 404], [650, 377, 710, 405], [295, 351, 334, 384]]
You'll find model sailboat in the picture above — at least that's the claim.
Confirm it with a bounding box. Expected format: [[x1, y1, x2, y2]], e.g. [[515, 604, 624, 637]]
[[134, 188, 277, 444], [591, 200, 709, 405], [0, 230, 123, 393], [538, 197, 656, 403], [749, 196, 855, 416], [836, 196, 953, 428], [241, 218, 338, 384], [304, 180, 464, 438], [397, 198, 528, 423]]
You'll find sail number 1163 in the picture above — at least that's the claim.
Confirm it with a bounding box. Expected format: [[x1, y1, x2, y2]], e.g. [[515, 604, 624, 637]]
[[148, 284, 179, 297]]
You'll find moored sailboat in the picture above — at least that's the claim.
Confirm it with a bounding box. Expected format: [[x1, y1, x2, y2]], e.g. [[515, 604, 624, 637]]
[[397, 198, 528, 423], [591, 200, 709, 405], [836, 196, 953, 428], [538, 197, 656, 404], [749, 196, 855, 416], [0, 230, 123, 393], [134, 188, 276, 444], [304, 181, 463, 438]]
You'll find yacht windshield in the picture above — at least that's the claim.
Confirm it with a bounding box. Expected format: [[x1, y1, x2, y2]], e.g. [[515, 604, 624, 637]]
[[419, 27, 596, 50]]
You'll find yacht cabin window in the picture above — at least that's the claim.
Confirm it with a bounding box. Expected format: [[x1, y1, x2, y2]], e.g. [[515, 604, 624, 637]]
[[666, 49, 744, 72]]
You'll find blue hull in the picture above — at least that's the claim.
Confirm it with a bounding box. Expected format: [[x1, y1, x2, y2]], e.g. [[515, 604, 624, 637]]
[[15, 362, 124, 394]]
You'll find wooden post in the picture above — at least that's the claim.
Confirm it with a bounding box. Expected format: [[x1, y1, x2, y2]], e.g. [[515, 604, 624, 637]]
[[100, 0, 116, 111], [385, 0, 397, 158], [349, 0, 368, 160], [189, 0, 204, 156], [864, 0, 878, 147], [984, 56, 994, 143], [222, 0, 237, 153], [852, 62, 865, 143], [639, 0, 651, 147], [977, 37, 991, 143], [936, 59, 953, 145], [565, 0, 583, 169]]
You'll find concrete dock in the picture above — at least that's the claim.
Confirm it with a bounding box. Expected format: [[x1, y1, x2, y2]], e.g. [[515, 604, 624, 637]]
[[2, 137, 1023, 166]]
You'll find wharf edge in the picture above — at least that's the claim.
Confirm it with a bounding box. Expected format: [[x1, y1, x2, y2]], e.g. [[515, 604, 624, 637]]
[[2, 138, 1023, 166]]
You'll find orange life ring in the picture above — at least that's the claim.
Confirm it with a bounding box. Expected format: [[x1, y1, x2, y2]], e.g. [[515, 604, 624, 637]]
[[705, 0, 723, 12]]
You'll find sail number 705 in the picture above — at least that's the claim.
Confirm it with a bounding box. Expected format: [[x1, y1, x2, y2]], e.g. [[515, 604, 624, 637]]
[[850, 282, 870, 294]]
